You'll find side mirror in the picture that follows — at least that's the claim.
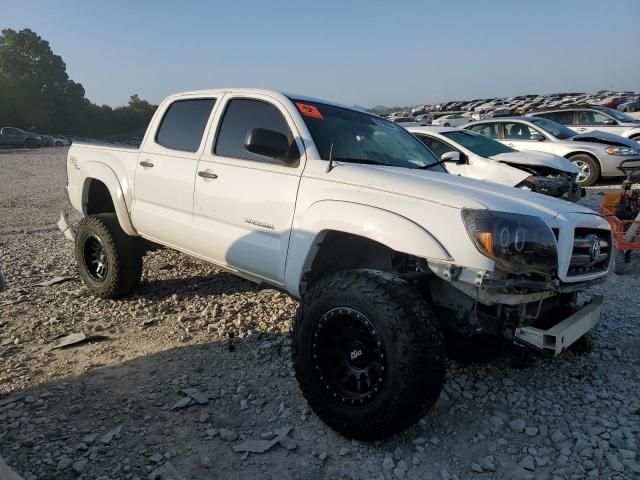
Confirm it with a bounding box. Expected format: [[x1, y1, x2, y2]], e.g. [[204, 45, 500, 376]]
[[603, 118, 617, 125], [244, 128, 296, 162], [531, 133, 545, 141], [441, 151, 464, 164]]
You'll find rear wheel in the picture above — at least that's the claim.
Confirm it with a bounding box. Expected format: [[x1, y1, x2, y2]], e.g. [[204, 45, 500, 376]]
[[75, 213, 143, 298], [292, 269, 445, 440], [569, 154, 600, 187]]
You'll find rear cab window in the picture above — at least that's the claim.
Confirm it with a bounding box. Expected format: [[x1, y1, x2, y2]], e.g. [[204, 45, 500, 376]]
[[156, 98, 216, 152]]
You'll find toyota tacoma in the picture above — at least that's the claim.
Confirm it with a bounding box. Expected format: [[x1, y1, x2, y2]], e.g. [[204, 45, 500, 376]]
[[60, 89, 612, 440]]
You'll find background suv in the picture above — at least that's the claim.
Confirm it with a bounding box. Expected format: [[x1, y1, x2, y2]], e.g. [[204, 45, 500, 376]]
[[528, 107, 640, 142]]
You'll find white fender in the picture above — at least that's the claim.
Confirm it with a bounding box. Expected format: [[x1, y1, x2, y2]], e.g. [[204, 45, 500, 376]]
[[78, 162, 138, 236], [284, 200, 452, 297]]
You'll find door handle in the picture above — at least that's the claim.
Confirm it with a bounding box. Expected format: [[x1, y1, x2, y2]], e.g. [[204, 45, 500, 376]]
[[506, 143, 515, 147], [577, 128, 587, 131], [198, 171, 218, 179], [139, 161, 154, 168]]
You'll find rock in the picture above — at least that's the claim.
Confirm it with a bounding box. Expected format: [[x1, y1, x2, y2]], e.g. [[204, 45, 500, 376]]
[[338, 447, 349, 456], [382, 455, 395, 471], [150, 453, 163, 464], [56, 456, 72, 471], [219, 429, 238, 442], [100, 424, 122, 444], [525, 427, 538, 437], [489, 416, 505, 430], [509, 418, 526, 433], [471, 463, 483, 473], [550, 430, 567, 443], [319, 452, 328, 461], [480, 455, 496, 472], [520, 455, 535, 471], [148, 461, 187, 480], [607, 453, 624, 472], [72, 458, 88, 474]]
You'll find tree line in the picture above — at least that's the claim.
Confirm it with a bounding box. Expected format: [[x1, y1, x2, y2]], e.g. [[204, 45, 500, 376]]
[[0, 28, 156, 138]]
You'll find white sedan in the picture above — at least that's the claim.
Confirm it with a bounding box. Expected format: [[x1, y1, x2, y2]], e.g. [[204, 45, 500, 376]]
[[409, 126, 582, 201], [431, 114, 471, 127]]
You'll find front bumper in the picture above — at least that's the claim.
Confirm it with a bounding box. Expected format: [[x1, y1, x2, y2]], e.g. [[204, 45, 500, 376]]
[[601, 155, 640, 177], [514, 295, 601, 355]]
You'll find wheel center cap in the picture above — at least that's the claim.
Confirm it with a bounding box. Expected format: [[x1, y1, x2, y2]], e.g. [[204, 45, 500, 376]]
[[347, 340, 366, 368]]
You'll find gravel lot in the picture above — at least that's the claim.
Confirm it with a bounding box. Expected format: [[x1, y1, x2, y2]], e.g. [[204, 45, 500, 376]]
[[0, 148, 638, 480]]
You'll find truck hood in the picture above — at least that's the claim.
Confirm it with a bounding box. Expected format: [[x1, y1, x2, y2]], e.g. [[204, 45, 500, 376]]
[[569, 131, 639, 148], [489, 151, 578, 174], [332, 163, 596, 221]]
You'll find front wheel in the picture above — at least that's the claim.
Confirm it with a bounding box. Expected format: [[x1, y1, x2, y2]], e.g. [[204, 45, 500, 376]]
[[75, 213, 143, 298], [292, 269, 445, 440], [569, 154, 600, 187]]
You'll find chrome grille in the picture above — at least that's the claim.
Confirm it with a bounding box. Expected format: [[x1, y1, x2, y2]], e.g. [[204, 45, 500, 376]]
[[567, 228, 611, 276]]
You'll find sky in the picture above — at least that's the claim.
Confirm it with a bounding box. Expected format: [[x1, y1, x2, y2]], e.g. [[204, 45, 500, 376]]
[[3, 0, 639, 108]]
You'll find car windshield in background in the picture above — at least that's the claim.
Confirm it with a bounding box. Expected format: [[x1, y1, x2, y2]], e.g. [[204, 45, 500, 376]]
[[528, 117, 576, 139], [289, 99, 443, 171], [599, 107, 638, 123], [441, 130, 514, 157]]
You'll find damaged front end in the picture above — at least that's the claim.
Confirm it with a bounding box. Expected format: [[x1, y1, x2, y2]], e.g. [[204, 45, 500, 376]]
[[511, 164, 583, 200], [421, 208, 610, 355]]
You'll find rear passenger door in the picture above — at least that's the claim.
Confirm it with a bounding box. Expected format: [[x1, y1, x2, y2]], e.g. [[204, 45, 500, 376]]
[[574, 110, 624, 135], [192, 94, 305, 285], [132, 97, 217, 248]]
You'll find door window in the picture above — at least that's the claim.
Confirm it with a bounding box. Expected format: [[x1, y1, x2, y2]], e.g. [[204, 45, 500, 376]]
[[416, 135, 457, 158], [576, 110, 611, 126], [467, 123, 499, 139], [538, 111, 575, 125], [155, 98, 215, 152], [214, 99, 298, 164], [503, 123, 539, 140]]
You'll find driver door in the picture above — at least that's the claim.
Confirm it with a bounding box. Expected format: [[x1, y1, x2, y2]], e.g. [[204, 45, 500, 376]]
[[501, 122, 555, 154]]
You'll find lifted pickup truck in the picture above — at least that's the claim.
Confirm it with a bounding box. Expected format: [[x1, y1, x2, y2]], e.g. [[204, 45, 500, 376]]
[[61, 89, 612, 440]]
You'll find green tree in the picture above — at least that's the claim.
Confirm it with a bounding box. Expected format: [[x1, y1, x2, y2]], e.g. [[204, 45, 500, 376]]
[[0, 28, 156, 138]]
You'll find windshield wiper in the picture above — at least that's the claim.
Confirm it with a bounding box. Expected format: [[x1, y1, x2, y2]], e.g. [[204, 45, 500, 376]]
[[331, 157, 393, 167], [414, 159, 447, 170]]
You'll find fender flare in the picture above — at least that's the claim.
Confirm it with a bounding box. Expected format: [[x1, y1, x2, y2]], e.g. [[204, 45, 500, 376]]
[[79, 162, 138, 236], [284, 200, 452, 297]]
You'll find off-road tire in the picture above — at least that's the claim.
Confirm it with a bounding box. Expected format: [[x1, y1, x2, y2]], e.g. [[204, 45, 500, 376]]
[[569, 154, 600, 187], [569, 331, 596, 354], [75, 213, 143, 298], [613, 248, 630, 275], [292, 269, 445, 440], [445, 332, 503, 363]]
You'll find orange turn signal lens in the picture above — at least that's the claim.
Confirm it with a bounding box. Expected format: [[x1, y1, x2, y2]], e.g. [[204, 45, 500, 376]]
[[477, 232, 494, 255]]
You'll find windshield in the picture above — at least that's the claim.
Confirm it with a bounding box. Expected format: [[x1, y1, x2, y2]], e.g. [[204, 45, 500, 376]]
[[290, 99, 443, 171], [598, 106, 637, 123], [528, 117, 576, 139], [441, 130, 514, 157]]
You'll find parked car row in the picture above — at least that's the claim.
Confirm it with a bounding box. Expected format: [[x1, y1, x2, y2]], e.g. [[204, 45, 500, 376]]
[[400, 89, 640, 118], [0, 126, 73, 148]]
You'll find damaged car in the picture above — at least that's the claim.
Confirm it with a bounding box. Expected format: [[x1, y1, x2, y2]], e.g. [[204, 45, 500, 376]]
[[466, 117, 640, 186], [409, 127, 582, 201]]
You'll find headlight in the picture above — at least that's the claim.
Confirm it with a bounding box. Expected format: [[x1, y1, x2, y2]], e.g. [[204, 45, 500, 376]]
[[605, 145, 639, 156], [516, 176, 538, 191], [462, 209, 558, 274]]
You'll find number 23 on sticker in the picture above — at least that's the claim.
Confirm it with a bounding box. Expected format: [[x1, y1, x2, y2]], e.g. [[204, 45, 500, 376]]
[[296, 103, 323, 119]]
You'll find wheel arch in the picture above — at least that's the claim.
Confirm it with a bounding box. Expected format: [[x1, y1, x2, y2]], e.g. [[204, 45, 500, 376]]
[[79, 162, 138, 236], [285, 201, 452, 297]]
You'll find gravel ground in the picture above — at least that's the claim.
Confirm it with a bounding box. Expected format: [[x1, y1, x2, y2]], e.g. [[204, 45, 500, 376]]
[[0, 148, 639, 480]]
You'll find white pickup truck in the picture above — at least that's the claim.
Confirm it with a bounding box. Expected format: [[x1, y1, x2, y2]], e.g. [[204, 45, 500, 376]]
[[61, 88, 612, 440]]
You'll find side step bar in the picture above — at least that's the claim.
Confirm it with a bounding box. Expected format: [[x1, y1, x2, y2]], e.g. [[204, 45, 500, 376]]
[[514, 295, 602, 356]]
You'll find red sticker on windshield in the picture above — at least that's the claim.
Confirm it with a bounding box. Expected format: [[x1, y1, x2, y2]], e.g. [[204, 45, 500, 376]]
[[296, 102, 323, 119]]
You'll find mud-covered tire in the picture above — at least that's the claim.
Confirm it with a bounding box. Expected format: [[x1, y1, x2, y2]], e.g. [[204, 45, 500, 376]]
[[569, 154, 600, 187], [445, 332, 502, 363], [75, 213, 143, 298], [569, 331, 596, 354], [613, 248, 630, 275], [292, 269, 445, 440]]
